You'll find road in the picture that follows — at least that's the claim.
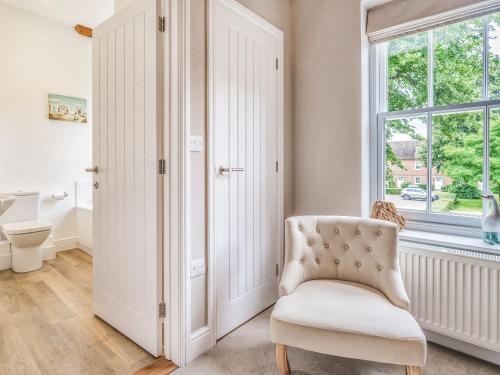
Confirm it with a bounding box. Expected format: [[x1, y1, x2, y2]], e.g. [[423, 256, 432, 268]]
[[385, 194, 427, 211]]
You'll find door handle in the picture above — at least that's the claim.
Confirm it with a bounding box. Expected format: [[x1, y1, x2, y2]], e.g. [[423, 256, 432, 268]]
[[85, 166, 99, 174], [218, 166, 245, 176]]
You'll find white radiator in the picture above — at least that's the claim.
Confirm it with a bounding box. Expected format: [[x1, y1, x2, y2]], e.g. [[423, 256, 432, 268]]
[[399, 241, 500, 354]]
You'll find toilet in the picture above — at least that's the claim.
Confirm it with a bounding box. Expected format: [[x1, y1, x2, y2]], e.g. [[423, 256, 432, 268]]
[[0, 192, 52, 273]]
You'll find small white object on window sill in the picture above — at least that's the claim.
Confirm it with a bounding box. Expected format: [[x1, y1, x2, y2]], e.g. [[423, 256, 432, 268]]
[[400, 229, 500, 255]]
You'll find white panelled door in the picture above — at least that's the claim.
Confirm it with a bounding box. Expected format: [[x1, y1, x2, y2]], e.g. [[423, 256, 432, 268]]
[[92, 0, 162, 356], [213, 0, 283, 339]]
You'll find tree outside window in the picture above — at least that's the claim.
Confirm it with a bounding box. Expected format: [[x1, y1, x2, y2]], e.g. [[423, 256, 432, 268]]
[[382, 13, 500, 218]]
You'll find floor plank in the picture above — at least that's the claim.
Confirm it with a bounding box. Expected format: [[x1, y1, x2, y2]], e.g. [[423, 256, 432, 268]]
[[132, 357, 177, 375], [0, 249, 157, 375]]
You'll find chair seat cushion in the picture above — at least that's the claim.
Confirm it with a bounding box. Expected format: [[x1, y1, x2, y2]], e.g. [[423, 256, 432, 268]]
[[270, 280, 426, 366]]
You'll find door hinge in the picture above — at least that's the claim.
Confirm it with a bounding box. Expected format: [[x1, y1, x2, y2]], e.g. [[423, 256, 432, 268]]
[[276, 264, 279, 276], [159, 159, 166, 175], [276, 58, 278, 70], [159, 16, 166, 32], [275, 161, 279, 173], [159, 301, 166, 318]]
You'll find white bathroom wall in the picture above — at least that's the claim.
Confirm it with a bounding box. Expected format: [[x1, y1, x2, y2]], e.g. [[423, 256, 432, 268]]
[[114, 0, 135, 12], [76, 207, 93, 254], [0, 3, 93, 243]]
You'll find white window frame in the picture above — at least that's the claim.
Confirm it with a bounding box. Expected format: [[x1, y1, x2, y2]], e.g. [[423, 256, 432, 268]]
[[415, 160, 422, 170], [414, 176, 422, 184], [370, 12, 500, 233]]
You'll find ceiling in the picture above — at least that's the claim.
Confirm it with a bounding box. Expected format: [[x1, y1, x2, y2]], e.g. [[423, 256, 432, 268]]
[[0, 0, 114, 28]]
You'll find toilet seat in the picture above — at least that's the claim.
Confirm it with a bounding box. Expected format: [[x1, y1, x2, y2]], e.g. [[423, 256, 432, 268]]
[[3, 220, 52, 235]]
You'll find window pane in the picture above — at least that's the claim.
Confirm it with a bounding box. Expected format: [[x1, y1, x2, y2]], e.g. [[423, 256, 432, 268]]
[[387, 33, 428, 111], [489, 13, 500, 99], [433, 19, 484, 106], [489, 108, 500, 197], [385, 116, 428, 212], [431, 110, 483, 216]]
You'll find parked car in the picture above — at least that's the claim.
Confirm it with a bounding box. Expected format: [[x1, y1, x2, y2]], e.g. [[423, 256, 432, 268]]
[[400, 187, 439, 201]]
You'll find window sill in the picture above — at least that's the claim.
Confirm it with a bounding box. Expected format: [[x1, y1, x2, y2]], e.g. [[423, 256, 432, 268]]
[[399, 229, 500, 255]]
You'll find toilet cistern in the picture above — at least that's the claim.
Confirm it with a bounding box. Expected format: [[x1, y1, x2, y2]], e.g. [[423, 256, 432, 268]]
[[0, 195, 15, 216]]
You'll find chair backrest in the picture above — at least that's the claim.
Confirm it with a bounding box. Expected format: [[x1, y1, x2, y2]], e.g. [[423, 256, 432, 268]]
[[281, 216, 410, 310]]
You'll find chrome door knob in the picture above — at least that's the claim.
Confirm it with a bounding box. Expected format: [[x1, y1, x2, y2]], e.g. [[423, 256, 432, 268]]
[[218, 166, 245, 176]]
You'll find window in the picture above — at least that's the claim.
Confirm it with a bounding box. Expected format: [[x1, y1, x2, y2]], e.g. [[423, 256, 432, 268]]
[[373, 12, 500, 227]]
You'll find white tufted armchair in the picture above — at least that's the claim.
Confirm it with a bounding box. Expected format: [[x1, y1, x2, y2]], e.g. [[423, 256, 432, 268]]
[[270, 216, 426, 375]]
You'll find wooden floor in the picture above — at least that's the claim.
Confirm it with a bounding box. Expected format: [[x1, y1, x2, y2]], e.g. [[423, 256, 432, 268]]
[[0, 249, 160, 375]]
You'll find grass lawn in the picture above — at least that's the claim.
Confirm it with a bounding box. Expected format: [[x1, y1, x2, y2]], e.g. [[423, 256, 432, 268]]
[[452, 198, 482, 214], [432, 192, 482, 215], [431, 192, 456, 213]]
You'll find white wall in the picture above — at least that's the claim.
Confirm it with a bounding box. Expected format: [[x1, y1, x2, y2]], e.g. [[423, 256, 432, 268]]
[[0, 3, 92, 242], [76, 207, 93, 253]]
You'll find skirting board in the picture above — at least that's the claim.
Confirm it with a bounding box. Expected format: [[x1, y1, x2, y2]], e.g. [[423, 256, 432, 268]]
[[425, 329, 500, 366], [77, 242, 93, 256], [54, 236, 78, 252], [188, 327, 213, 363]]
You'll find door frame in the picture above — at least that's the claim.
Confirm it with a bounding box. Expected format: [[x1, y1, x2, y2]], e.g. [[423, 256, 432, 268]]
[[164, 0, 191, 367], [207, 0, 284, 350], [165, 0, 284, 366]]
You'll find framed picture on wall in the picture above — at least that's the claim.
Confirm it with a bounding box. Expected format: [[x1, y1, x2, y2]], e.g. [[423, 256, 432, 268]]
[[48, 94, 87, 123]]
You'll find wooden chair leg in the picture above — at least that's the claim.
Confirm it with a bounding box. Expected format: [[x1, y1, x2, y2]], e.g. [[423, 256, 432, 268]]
[[406, 366, 422, 375], [276, 344, 291, 375]]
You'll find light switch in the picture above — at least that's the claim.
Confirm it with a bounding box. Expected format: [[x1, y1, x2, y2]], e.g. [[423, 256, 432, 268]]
[[191, 258, 205, 278], [188, 135, 203, 152]]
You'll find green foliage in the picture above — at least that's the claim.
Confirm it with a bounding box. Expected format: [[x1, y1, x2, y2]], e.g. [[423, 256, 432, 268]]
[[386, 168, 397, 190], [388, 33, 428, 111], [433, 19, 483, 106], [401, 181, 411, 189], [446, 182, 482, 199], [489, 13, 500, 98], [386, 188, 402, 195], [489, 112, 500, 193], [386, 15, 500, 194], [432, 192, 457, 213], [417, 183, 435, 191], [441, 184, 451, 192]]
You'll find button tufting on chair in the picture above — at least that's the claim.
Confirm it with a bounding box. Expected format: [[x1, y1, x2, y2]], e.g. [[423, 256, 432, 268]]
[[272, 216, 425, 375]]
